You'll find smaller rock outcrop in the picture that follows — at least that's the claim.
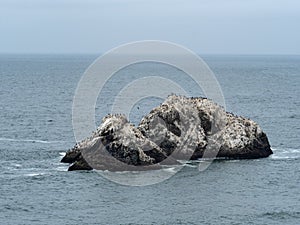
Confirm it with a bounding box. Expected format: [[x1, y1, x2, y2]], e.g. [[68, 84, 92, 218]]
[[62, 115, 167, 171]]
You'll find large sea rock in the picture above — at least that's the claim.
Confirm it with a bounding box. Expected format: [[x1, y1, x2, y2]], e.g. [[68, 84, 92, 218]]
[[61, 95, 272, 171]]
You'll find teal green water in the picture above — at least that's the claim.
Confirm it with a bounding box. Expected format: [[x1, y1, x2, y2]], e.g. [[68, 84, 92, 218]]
[[0, 55, 299, 224]]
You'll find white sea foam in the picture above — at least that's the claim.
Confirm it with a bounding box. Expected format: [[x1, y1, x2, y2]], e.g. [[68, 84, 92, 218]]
[[162, 166, 178, 172], [13, 163, 22, 167], [225, 159, 241, 163], [24, 173, 45, 177], [55, 166, 68, 171], [96, 165, 183, 186], [0, 137, 64, 144], [184, 163, 197, 168], [59, 152, 66, 157], [270, 147, 300, 160]]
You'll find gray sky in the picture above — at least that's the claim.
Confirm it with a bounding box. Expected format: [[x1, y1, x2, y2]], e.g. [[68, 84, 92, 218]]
[[1, 0, 300, 54]]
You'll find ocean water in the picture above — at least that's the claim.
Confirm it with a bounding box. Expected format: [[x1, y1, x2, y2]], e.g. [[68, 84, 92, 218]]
[[0, 54, 299, 225]]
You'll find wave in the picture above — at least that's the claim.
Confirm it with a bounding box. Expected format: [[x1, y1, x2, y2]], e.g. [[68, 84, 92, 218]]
[[0, 137, 64, 144], [271, 147, 300, 160], [162, 166, 179, 172], [55, 166, 68, 171], [24, 173, 46, 177], [261, 211, 300, 220], [59, 152, 66, 157]]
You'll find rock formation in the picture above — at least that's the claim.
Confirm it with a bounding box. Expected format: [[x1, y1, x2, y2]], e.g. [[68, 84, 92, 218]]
[[61, 95, 273, 171]]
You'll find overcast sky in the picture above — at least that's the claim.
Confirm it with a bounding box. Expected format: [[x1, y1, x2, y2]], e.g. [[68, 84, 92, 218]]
[[1, 0, 300, 54]]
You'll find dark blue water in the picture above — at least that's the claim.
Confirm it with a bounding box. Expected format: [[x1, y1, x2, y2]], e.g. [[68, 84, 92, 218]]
[[0, 54, 299, 225]]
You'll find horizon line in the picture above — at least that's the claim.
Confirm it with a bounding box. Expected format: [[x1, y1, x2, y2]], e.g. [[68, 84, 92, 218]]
[[1, 52, 300, 56]]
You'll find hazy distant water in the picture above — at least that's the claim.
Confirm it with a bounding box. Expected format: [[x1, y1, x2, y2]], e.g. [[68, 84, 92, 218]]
[[0, 54, 299, 225]]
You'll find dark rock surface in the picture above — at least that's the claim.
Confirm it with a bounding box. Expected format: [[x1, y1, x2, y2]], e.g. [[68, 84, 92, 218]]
[[61, 95, 273, 171]]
